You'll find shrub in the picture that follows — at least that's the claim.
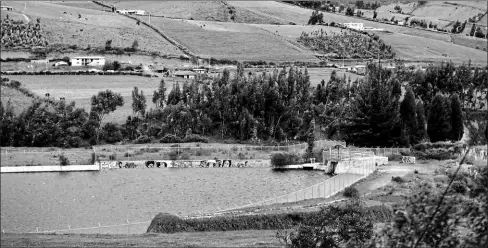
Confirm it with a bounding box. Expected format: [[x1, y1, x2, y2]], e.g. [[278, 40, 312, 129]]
[[109, 153, 117, 160], [135, 135, 151, 144], [184, 134, 208, 143], [391, 176, 405, 183], [59, 154, 70, 166], [180, 152, 191, 160], [450, 180, 467, 193], [343, 186, 360, 198], [270, 152, 301, 167], [414, 169, 419, 174], [388, 154, 403, 161], [160, 134, 183, 143]]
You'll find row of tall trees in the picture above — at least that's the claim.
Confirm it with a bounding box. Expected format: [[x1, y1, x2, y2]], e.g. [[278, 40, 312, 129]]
[[1, 60, 486, 148]]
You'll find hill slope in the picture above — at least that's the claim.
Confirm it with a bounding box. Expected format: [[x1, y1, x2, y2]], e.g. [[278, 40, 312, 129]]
[[1, 1, 184, 55], [100, 1, 287, 24]]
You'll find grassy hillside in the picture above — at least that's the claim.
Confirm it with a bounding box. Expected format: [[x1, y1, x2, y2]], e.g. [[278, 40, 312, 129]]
[[0, 86, 36, 115], [1, 1, 184, 56], [150, 18, 318, 62], [100, 1, 287, 24]]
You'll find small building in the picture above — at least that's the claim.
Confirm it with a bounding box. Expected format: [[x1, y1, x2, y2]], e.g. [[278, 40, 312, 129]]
[[174, 71, 196, 79], [344, 23, 364, 30], [70, 56, 105, 67], [397, 21, 405, 26], [193, 68, 206, 74], [0, 6, 13, 11], [115, 9, 130, 14]]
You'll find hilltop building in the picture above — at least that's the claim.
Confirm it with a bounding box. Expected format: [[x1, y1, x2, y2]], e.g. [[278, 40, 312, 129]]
[[0, 6, 13, 11], [70, 56, 106, 67]]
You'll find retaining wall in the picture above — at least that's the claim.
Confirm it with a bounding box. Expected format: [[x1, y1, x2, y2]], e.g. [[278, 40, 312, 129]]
[[98, 159, 269, 169], [333, 156, 388, 174], [0, 164, 100, 173]]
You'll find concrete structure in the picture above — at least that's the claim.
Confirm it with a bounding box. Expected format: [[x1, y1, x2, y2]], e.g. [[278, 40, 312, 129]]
[[70, 56, 105, 67], [174, 71, 196, 79], [355, 65, 366, 75], [0, 6, 13, 11], [0, 164, 100, 173], [344, 23, 364, 30], [54, 61, 68, 67]]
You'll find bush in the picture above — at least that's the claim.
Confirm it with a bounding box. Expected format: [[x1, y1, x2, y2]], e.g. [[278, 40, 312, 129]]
[[109, 153, 117, 160], [160, 134, 183, 143], [270, 152, 301, 167], [391, 176, 405, 183], [450, 180, 467, 193], [135, 135, 151, 144], [388, 154, 403, 161], [184, 134, 209, 143], [59, 154, 70, 166], [343, 186, 360, 198], [147, 205, 392, 233], [168, 150, 180, 160]]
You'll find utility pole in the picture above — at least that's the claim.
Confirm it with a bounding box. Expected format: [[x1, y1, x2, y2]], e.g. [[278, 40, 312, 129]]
[[148, 13, 151, 24]]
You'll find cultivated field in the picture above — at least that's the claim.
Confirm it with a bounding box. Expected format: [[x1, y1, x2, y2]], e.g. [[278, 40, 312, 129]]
[[1, 1, 184, 56], [150, 17, 319, 62], [100, 1, 286, 24]]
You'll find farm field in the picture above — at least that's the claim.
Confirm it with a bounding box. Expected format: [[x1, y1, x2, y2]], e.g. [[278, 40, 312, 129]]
[[228, 1, 486, 64], [100, 1, 286, 24], [150, 17, 319, 62], [1, 1, 184, 56], [375, 31, 487, 65], [4, 75, 169, 124]]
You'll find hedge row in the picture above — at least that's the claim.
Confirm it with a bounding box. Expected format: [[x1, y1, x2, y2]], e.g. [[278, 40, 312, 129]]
[[146, 204, 393, 233]]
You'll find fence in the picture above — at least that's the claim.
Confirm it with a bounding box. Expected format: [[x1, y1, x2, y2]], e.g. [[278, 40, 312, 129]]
[[93, 139, 346, 162], [323, 147, 410, 161], [19, 153, 379, 235], [0, 148, 95, 167], [0, 140, 344, 167]]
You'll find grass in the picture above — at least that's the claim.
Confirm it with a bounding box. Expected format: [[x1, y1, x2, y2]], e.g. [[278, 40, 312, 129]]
[[100, 1, 286, 24], [150, 17, 318, 62], [5, 75, 168, 124], [0, 230, 282, 248], [1, 1, 183, 55], [0, 86, 36, 115]]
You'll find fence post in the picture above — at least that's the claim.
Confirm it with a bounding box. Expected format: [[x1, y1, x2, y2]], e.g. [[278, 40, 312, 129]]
[[127, 219, 130, 234], [36, 227, 39, 233], [98, 222, 101, 235]]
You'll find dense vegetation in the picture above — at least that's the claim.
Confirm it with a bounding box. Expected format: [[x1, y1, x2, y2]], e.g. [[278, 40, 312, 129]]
[[298, 29, 395, 59], [147, 203, 392, 233], [1, 17, 48, 48]]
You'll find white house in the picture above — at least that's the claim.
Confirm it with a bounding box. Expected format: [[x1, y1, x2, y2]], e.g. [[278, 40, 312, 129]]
[[70, 56, 106, 67], [344, 23, 364, 30], [54, 61, 68, 67], [0, 6, 13, 11], [193, 68, 206, 74], [116, 9, 130, 14], [174, 71, 196, 79]]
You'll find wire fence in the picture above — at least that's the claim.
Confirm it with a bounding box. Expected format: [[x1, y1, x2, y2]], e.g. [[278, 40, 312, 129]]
[[18, 154, 380, 235], [0, 140, 345, 166]]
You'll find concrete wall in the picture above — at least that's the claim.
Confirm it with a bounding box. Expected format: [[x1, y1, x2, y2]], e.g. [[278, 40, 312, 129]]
[[98, 159, 269, 169], [333, 156, 388, 174], [0, 164, 100, 173]]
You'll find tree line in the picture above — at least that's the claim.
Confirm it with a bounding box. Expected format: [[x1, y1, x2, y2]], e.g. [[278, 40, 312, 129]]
[[1, 60, 487, 150]]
